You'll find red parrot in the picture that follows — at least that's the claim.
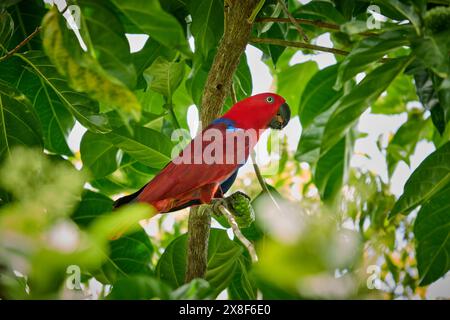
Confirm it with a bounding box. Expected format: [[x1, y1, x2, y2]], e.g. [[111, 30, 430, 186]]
[[114, 93, 290, 213]]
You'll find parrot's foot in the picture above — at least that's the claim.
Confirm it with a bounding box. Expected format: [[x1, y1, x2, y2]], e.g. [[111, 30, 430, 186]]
[[211, 191, 254, 228], [211, 198, 227, 215]]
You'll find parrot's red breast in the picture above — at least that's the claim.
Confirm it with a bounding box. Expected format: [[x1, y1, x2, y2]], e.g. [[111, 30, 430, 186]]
[[114, 93, 290, 213]]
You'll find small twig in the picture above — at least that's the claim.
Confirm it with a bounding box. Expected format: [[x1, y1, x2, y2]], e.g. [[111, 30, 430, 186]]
[[218, 204, 258, 263], [276, 0, 308, 42], [250, 37, 349, 56], [0, 26, 41, 63], [256, 17, 378, 37], [251, 151, 281, 211]]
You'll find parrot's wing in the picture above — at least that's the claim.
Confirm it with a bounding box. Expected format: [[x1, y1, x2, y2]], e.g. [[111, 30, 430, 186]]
[[136, 123, 255, 205]]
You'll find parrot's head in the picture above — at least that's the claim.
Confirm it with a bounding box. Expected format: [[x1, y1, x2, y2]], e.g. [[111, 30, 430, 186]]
[[222, 93, 291, 130]]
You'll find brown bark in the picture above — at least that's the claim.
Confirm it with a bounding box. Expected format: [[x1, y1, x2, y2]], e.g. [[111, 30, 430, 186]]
[[185, 0, 260, 283]]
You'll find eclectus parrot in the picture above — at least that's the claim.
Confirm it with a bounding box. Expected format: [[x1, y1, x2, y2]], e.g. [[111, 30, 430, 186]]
[[114, 93, 290, 213]]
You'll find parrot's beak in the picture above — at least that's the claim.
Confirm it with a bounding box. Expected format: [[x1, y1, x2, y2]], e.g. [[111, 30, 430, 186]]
[[269, 103, 291, 130]]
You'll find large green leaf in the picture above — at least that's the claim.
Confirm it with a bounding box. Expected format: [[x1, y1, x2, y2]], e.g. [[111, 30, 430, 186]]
[[143, 56, 185, 100], [156, 228, 249, 296], [413, 67, 449, 134], [107, 126, 172, 169], [41, 8, 141, 119], [73, 0, 137, 88], [277, 61, 318, 117], [72, 190, 113, 228], [132, 39, 176, 89], [414, 185, 450, 286], [321, 57, 412, 154], [0, 52, 76, 155], [227, 251, 256, 300], [0, 80, 42, 160], [335, 29, 412, 90], [390, 141, 450, 217], [111, 0, 191, 56], [296, 64, 343, 165], [188, 0, 224, 58], [80, 131, 120, 179], [71, 190, 154, 283], [315, 133, 352, 201], [100, 230, 154, 283], [386, 112, 433, 177]]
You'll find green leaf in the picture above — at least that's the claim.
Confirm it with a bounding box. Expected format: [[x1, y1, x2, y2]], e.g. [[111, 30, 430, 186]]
[[13, 51, 111, 134], [107, 275, 172, 300], [0, 52, 75, 155], [412, 34, 449, 79], [413, 67, 450, 134], [233, 55, 253, 101], [372, 73, 416, 114], [335, 29, 412, 90], [132, 39, 176, 89], [315, 133, 352, 201], [293, 1, 346, 24], [277, 61, 318, 117], [0, 10, 14, 51], [156, 228, 249, 296], [75, 0, 138, 88], [390, 141, 450, 217], [188, 0, 224, 58], [0, 80, 43, 160], [144, 56, 185, 100], [171, 278, 214, 299], [7, 1, 46, 51], [414, 185, 450, 286], [41, 8, 141, 120], [228, 252, 256, 300], [72, 190, 114, 228], [386, 113, 433, 177], [111, 0, 191, 56], [374, 0, 422, 35], [100, 230, 154, 283], [107, 126, 172, 169], [321, 57, 412, 154], [296, 64, 343, 165], [80, 131, 120, 179]]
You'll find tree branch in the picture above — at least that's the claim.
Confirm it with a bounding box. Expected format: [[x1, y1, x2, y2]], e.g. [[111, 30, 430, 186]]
[[185, 0, 261, 283], [255, 17, 378, 37], [250, 37, 349, 56], [218, 204, 258, 263], [0, 27, 41, 62], [276, 0, 308, 42]]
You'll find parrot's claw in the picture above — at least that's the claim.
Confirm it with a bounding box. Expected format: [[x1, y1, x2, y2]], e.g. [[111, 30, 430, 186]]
[[211, 198, 227, 215]]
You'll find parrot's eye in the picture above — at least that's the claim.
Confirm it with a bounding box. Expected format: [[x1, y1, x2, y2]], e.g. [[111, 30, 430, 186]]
[[266, 96, 274, 103]]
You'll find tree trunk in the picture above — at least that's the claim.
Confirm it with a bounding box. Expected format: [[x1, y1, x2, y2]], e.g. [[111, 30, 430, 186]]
[[185, 0, 260, 283]]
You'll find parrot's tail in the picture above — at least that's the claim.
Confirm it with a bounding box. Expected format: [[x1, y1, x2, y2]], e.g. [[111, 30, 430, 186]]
[[113, 185, 147, 209]]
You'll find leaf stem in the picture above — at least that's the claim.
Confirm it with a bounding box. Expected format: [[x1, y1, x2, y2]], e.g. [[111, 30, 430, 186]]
[[276, 0, 308, 42], [218, 204, 258, 263]]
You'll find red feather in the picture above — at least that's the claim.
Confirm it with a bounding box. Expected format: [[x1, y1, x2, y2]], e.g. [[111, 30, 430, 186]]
[[137, 122, 255, 212]]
